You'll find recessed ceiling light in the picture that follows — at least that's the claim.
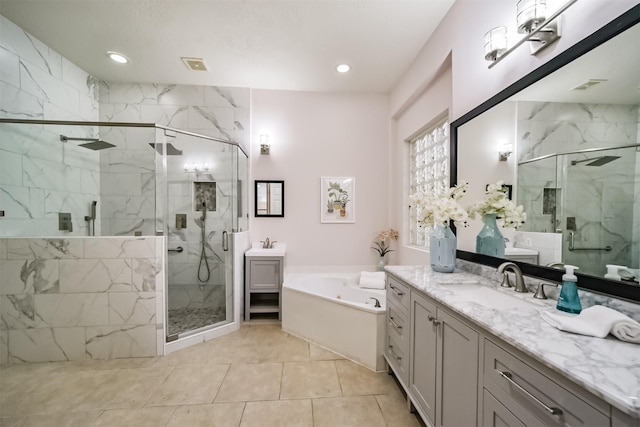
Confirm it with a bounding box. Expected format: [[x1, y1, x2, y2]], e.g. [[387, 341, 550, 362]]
[[107, 51, 129, 64], [336, 64, 351, 73]]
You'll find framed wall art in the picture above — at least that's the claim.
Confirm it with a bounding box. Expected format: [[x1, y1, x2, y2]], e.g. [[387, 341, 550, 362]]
[[320, 177, 355, 223]]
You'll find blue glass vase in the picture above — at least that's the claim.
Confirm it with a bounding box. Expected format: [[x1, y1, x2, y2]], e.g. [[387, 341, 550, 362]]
[[430, 223, 456, 273], [476, 214, 505, 258]]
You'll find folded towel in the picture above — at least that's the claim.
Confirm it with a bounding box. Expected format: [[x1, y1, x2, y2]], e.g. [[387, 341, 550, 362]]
[[360, 271, 385, 280], [541, 305, 640, 344], [359, 277, 386, 289]]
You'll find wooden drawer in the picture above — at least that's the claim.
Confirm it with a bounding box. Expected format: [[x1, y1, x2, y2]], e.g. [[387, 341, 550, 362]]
[[387, 301, 408, 343], [483, 339, 609, 427], [385, 331, 408, 385], [387, 276, 410, 312]]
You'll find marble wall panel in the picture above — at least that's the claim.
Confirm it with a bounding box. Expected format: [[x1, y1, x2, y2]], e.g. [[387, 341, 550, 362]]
[[19, 59, 80, 115], [35, 293, 109, 327], [0, 124, 62, 163], [0, 46, 20, 88], [59, 258, 132, 293], [0, 185, 45, 220], [0, 150, 23, 186], [132, 258, 161, 292], [188, 106, 235, 131], [108, 292, 155, 325], [85, 324, 156, 359], [99, 82, 157, 105], [0, 330, 7, 364], [7, 238, 84, 259], [0, 259, 58, 295], [0, 16, 62, 78], [99, 103, 143, 123], [1, 294, 35, 329], [157, 84, 205, 106], [83, 237, 156, 259], [0, 81, 44, 119], [9, 327, 85, 363], [204, 86, 250, 109]]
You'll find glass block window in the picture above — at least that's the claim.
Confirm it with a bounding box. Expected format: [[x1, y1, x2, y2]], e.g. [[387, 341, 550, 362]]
[[409, 118, 450, 248]]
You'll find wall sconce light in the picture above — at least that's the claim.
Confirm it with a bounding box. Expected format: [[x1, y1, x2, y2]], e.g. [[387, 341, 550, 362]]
[[183, 163, 210, 172], [499, 141, 514, 161], [485, 0, 577, 68], [260, 134, 270, 155]]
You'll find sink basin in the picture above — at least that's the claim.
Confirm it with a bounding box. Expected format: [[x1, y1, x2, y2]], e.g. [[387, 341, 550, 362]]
[[439, 282, 537, 310], [246, 242, 286, 257]]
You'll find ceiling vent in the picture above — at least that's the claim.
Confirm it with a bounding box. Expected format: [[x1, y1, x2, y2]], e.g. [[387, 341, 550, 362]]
[[571, 79, 607, 91], [181, 57, 208, 71]]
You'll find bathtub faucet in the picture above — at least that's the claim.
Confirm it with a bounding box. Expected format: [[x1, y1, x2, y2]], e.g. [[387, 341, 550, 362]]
[[369, 297, 381, 308]]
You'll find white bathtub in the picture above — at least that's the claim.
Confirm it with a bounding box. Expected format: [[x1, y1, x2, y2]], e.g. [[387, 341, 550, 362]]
[[282, 271, 386, 371]]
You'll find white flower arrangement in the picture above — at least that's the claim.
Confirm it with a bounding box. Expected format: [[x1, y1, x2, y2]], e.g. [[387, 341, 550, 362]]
[[410, 181, 469, 228], [468, 181, 526, 228]]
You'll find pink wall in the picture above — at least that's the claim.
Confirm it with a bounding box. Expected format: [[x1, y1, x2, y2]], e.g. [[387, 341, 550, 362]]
[[389, 0, 637, 265], [250, 90, 391, 267]]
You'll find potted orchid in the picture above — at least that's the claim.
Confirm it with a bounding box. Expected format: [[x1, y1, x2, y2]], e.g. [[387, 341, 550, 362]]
[[409, 181, 469, 273], [371, 228, 399, 271], [468, 181, 526, 258]]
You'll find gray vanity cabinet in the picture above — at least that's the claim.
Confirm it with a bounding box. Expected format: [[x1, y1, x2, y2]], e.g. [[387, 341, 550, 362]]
[[385, 277, 410, 385], [244, 256, 283, 321], [409, 291, 479, 427]]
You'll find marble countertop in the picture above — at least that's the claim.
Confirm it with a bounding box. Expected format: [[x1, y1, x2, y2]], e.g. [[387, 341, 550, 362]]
[[385, 265, 640, 418]]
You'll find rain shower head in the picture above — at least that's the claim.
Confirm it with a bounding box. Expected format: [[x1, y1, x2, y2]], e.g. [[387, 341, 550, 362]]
[[149, 143, 183, 155], [570, 156, 621, 167], [60, 135, 116, 150]]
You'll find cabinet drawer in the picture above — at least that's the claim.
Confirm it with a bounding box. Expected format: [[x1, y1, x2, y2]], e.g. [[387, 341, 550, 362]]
[[483, 389, 526, 427], [387, 302, 408, 342], [483, 339, 609, 427], [248, 259, 281, 291], [386, 332, 408, 385], [387, 276, 410, 312]]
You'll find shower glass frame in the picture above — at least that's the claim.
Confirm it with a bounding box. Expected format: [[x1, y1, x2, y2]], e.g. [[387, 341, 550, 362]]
[[0, 118, 249, 340]]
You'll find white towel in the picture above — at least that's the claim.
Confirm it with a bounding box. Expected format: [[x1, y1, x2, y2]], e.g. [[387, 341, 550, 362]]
[[541, 305, 640, 344], [359, 271, 386, 289]]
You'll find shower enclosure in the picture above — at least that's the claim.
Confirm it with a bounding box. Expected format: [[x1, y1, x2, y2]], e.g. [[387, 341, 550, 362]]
[[517, 144, 639, 276], [0, 118, 248, 341]]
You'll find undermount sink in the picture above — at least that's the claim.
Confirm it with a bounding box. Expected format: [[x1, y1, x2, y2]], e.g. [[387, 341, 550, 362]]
[[246, 242, 286, 257], [439, 282, 538, 310]]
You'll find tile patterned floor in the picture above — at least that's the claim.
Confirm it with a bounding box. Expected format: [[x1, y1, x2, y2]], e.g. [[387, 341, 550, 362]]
[[0, 324, 424, 427]]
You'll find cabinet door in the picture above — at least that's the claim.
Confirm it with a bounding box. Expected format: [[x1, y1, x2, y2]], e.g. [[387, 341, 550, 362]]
[[437, 308, 479, 427], [248, 259, 281, 290], [483, 389, 526, 427], [409, 291, 438, 424]]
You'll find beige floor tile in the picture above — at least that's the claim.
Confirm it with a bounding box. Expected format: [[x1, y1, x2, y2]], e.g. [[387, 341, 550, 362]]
[[215, 363, 282, 402], [336, 359, 397, 396], [146, 363, 229, 406], [166, 402, 244, 427], [75, 366, 174, 410], [376, 393, 424, 427], [4, 411, 104, 427], [243, 324, 291, 342], [93, 406, 176, 427], [153, 341, 216, 367], [0, 417, 24, 427], [1, 369, 117, 417], [312, 396, 388, 427], [240, 399, 313, 427], [258, 337, 310, 363], [208, 339, 264, 365], [280, 361, 342, 399], [74, 357, 159, 370], [309, 343, 345, 361]]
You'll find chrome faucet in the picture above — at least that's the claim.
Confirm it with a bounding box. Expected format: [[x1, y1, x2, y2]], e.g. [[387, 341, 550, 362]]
[[546, 262, 565, 269], [261, 237, 270, 249], [497, 262, 528, 293]]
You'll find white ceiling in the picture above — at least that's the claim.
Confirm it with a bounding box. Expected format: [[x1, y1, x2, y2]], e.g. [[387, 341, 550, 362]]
[[0, 0, 456, 93]]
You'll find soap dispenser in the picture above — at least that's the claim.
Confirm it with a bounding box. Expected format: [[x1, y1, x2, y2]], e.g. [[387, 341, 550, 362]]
[[605, 264, 627, 281], [556, 265, 582, 314]]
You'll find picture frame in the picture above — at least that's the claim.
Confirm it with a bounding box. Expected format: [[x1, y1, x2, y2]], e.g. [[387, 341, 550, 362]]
[[320, 177, 355, 223], [193, 181, 216, 212]]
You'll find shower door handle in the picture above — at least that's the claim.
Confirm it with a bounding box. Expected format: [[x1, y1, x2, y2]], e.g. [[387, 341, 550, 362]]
[[222, 230, 229, 252]]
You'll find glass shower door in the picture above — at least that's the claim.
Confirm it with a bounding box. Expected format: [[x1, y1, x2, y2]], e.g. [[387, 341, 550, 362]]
[[160, 130, 235, 339]]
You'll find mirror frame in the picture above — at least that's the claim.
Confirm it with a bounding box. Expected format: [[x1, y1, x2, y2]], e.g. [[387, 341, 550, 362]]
[[450, 5, 640, 302], [254, 180, 285, 218]]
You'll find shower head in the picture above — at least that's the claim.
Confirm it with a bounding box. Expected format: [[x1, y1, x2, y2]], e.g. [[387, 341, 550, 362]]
[[570, 156, 621, 167], [149, 143, 183, 155], [60, 135, 115, 150]]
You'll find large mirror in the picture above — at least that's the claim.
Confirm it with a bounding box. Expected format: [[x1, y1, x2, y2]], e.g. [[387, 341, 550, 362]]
[[255, 180, 284, 217], [452, 6, 639, 302]]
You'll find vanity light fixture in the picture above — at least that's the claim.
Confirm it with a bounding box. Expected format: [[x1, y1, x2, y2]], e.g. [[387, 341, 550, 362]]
[[260, 134, 270, 155], [183, 163, 210, 172], [499, 141, 514, 161], [106, 51, 129, 64], [485, 0, 578, 68]]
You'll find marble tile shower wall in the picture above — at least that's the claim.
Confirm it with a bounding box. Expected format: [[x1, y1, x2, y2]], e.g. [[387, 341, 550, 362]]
[[0, 15, 102, 237], [0, 237, 164, 364], [99, 83, 249, 310], [516, 101, 639, 275]]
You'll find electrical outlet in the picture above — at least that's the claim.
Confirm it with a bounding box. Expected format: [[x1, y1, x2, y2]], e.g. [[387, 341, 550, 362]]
[[525, 238, 532, 247]]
